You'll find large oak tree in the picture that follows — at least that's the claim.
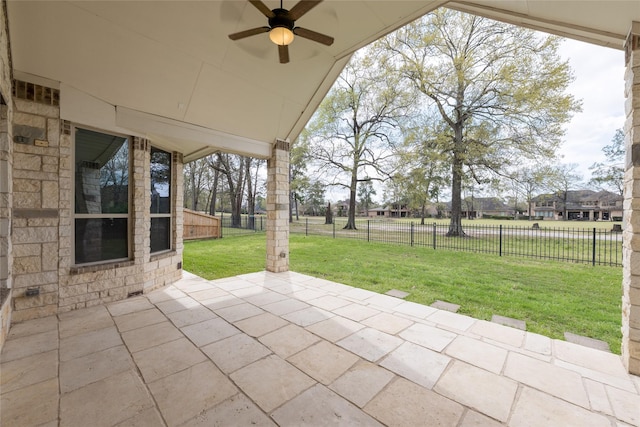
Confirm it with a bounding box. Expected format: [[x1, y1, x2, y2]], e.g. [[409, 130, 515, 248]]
[[385, 9, 581, 236]]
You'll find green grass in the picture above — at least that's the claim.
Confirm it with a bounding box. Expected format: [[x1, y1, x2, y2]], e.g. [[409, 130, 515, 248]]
[[183, 234, 622, 353]]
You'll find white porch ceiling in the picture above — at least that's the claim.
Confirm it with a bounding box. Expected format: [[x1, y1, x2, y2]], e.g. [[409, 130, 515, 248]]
[[7, 1, 640, 161]]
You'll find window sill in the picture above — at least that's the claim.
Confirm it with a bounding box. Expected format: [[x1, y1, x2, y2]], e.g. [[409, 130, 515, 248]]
[[70, 260, 135, 275], [150, 250, 177, 262]]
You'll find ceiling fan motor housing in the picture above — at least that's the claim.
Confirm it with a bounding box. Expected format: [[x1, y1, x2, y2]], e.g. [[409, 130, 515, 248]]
[[269, 9, 295, 30]]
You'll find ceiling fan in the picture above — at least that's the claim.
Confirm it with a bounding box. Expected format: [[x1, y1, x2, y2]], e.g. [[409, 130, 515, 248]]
[[228, 0, 334, 64]]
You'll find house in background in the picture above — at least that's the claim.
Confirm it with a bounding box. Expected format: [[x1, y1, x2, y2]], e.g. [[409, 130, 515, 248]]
[[444, 197, 515, 219], [365, 203, 414, 218], [532, 190, 623, 221]]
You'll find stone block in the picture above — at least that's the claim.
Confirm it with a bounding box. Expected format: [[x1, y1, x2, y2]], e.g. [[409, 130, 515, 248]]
[[41, 181, 58, 208], [13, 256, 41, 274], [13, 178, 40, 193], [13, 192, 41, 209]]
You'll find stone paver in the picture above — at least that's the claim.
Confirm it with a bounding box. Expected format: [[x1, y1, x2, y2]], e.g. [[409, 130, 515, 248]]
[[1, 377, 59, 426], [60, 345, 133, 392], [230, 355, 315, 412], [132, 337, 207, 383], [1, 270, 638, 427], [233, 311, 289, 337], [329, 360, 395, 408], [259, 323, 320, 358], [0, 349, 58, 394], [505, 351, 590, 408], [444, 335, 508, 374], [60, 370, 154, 427], [180, 317, 240, 347], [564, 331, 611, 352], [113, 308, 167, 332], [60, 326, 122, 361], [427, 309, 475, 331], [272, 383, 382, 426], [365, 377, 464, 426], [470, 320, 526, 347], [201, 333, 272, 374], [430, 299, 460, 313], [305, 315, 365, 342], [380, 341, 450, 389], [121, 321, 182, 353], [510, 387, 611, 427], [435, 361, 518, 422], [399, 322, 456, 352], [148, 361, 237, 426], [337, 327, 403, 362], [491, 314, 526, 330], [361, 312, 413, 335], [288, 340, 359, 384], [181, 394, 276, 427]]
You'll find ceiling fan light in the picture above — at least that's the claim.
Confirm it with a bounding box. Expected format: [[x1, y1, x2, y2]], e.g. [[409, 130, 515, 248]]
[[269, 27, 294, 46]]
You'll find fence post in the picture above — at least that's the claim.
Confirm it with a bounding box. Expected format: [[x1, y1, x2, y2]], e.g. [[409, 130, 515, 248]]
[[499, 224, 503, 257], [411, 222, 414, 247], [305, 218, 308, 236], [333, 220, 336, 238], [367, 220, 370, 242], [592, 227, 596, 266], [433, 223, 437, 250]]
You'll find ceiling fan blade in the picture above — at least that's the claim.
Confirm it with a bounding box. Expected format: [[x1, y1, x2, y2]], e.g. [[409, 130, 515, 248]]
[[229, 26, 270, 40], [249, 0, 275, 18], [279, 44, 290, 64], [293, 27, 334, 46], [289, 0, 322, 20]]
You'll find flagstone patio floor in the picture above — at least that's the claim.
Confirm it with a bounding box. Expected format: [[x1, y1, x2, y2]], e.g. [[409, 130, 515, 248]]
[[1, 270, 639, 426]]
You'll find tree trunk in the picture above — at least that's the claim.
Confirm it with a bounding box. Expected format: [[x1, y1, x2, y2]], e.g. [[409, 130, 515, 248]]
[[344, 169, 358, 230], [448, 125, 466, 237], [209, 167, 219, 216]]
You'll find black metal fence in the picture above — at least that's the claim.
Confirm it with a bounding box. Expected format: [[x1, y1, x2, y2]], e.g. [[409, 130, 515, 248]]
[[216, 215, 623, 266], [219, 215, 266, 237], [289, 218, 623, 267]]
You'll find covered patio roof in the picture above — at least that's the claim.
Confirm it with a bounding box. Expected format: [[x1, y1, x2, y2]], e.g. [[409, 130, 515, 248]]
[[7, 1, 640, 161]]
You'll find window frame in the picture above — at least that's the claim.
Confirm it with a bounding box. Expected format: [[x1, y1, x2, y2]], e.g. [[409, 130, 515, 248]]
[[72, 125, 132, 267], [150, 146, 172, 254]]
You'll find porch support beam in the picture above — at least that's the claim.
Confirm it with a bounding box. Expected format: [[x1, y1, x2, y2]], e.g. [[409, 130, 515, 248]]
[[622, 21, 640, 375], [266, 139, 289, 273]]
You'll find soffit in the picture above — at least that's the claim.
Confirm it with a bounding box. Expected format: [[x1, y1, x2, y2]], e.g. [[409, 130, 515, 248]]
[[6, 1, 639, 161]]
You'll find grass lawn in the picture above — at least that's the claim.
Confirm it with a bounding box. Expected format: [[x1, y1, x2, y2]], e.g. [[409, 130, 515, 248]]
[[184, 234, 622, 353]]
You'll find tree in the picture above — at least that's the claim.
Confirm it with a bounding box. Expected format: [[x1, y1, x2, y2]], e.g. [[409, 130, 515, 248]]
[[505, 165, 550, 220], [384, 9, 580, 236], [395, 123, 449, 224], [183, 157, 211, 211], [209, 153, 248, 227], [303, 180, 326, 216], [357, 180, 376, 216], [290, 133, 312, 221], [546, 163, 583, 220], [589, 128, 624, 195], [307, 46, 412, 229]]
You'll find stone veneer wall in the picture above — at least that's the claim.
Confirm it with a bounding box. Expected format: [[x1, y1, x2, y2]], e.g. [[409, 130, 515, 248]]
[[0, 0, 12, 350], [8, 84, 183, 322], [266, 139, 289, 273], [623, 22, 640, 375]]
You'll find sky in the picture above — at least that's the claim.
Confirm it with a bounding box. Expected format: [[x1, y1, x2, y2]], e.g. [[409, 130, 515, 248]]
[[557, 38, 626, 180]]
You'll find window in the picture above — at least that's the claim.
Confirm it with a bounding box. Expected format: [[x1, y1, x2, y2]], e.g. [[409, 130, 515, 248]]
[[74, 127, 130, 265], [150, 147, 171, 253]]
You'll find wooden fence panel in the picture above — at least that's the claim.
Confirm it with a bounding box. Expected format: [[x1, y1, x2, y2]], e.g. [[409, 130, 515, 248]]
[[183, 209, 221, 240]]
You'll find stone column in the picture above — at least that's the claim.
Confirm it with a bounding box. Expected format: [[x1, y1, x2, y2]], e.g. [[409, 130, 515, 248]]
[[266, 139, 289, 273], [623, 21, 640, 375]]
